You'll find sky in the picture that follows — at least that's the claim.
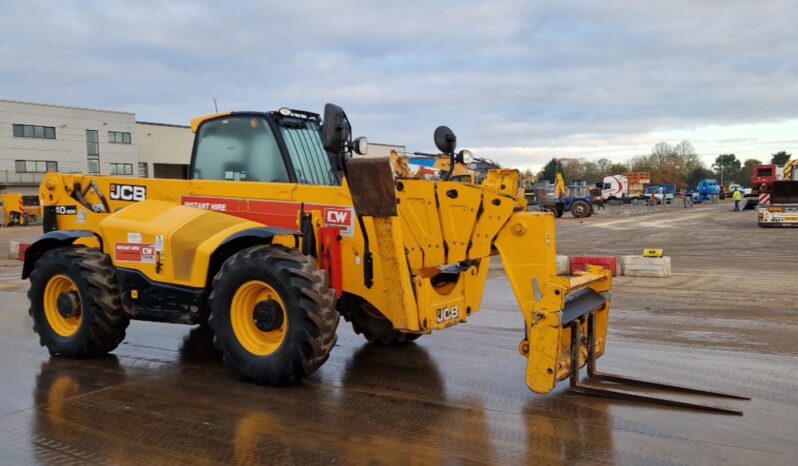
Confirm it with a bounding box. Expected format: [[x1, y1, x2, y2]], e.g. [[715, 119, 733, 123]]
[[1, 0, 797, 171]]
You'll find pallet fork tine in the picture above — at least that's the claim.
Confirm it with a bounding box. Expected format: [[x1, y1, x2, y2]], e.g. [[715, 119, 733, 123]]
[[568, 313, 749, 415]]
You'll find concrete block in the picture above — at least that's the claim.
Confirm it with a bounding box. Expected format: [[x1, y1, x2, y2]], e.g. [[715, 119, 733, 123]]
[[621, 255, 671, 278], [556, 255, 569, 275], [570, 255, 619, 276], [8, 241, 19, 260]]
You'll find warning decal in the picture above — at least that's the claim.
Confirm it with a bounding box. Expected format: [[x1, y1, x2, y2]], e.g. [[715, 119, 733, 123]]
[[115, 243, 156, 264]]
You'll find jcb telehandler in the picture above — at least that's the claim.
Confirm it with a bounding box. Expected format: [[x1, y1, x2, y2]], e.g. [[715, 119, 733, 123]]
[[23, 104, 745, 412]]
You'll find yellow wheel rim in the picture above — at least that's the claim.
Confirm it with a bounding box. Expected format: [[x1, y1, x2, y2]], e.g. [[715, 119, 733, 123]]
[[230, 280, 287, 356], [43, 274, 82, 337]]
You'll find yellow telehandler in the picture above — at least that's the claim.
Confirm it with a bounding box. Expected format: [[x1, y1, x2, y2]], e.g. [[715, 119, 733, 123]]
[[23, 105, 745, 412], [2, 192, 40, 226]]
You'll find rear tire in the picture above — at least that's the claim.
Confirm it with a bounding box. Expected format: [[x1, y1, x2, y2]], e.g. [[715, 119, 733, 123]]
[[339, 297, 421, 345], [570, 200, 592, 218], [28, 247, 129, 357], [208, 245, 338, 385]]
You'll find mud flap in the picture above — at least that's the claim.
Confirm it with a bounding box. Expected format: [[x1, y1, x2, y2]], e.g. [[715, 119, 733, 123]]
[[345, 157, 397, 217]]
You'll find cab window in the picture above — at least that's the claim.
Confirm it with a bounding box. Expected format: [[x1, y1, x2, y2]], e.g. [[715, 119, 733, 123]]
[[277, 118, 339, 186], [193, 116, 289, 183]]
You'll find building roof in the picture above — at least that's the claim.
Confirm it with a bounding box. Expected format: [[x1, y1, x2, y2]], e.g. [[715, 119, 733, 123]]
[[0, 98, 135, 115], [136, 121, 191, 129]]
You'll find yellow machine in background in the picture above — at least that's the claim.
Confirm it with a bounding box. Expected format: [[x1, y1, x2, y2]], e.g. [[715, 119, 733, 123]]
[[1, 192, 40, 226], [21, 105, 744, 412], [390, 150, 475, 183]]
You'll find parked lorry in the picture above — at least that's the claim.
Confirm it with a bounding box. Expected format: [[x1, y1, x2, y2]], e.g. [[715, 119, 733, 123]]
[[601, 172, 651, 203], [758, 181, 798, 227], [692, 179, 720, 203], [751, 164, 783, 199], [644, 183, 678, 204], [739, 161, 798, 209]]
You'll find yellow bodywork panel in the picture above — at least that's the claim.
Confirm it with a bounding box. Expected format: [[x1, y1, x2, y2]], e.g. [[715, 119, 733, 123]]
[[435, 181, 482, 264], [190, 112, 232, 133], [396, 181, 445, 268], [98, 199, 263, 288]]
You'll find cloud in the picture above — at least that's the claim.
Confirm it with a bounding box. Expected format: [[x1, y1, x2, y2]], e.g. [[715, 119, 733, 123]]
[[2, 0, 797, 171]]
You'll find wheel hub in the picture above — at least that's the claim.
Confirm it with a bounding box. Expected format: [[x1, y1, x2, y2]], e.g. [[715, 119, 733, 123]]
[[56, 291, 81, 319], [253, 300, 284, 332]]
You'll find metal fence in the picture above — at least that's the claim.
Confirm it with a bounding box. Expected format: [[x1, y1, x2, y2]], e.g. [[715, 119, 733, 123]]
[[597, 198, 696, 216], [0, 171, 46, 186]]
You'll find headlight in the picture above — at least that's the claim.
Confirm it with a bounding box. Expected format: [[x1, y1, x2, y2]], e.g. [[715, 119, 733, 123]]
[[278, 107, 292, 116], [353, 136, 368, 156], [458, 149, 474, 164]]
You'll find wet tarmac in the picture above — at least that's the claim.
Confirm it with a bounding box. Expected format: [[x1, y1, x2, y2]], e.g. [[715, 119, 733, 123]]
[[1, 202, 796, 465]]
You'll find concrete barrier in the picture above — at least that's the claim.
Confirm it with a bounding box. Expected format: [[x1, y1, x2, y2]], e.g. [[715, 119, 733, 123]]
[[556, 255, 569, 275], [8, 241, 19, 260], [620, 255, 671, 278], [569, 255, 619, 276]]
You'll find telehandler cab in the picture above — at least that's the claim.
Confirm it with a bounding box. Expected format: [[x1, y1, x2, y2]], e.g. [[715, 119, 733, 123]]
[[23, 104, 745, 412]]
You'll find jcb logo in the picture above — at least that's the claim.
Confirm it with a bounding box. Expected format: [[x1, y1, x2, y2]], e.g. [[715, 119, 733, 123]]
[[110, 184, 147, 202], [436, 306, 460, 324]]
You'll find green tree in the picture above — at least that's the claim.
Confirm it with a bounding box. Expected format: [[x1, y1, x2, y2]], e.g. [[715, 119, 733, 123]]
[[712, 154, 741, 186], [607, 162, 629, 175], [687, 167, 714, 188], [596, 158, 612, 176], [539, 158, 560, 183], [582, 161, 602, 184], [771, 151, 791, 165], [736, 159, 762, 185]]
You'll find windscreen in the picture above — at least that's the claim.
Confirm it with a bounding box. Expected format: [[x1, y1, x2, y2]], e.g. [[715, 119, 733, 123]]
[[278, 118, 339, 186], [193, 116, 289, 183]]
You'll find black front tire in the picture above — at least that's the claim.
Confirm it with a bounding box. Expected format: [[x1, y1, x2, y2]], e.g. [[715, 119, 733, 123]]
[[208, 245, 338, 385], [28, 247, 129, 357]]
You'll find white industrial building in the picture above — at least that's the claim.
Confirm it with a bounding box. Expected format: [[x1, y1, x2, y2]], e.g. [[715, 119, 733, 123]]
[[0, 99, 193, 195], [135, 121, 193, 179]]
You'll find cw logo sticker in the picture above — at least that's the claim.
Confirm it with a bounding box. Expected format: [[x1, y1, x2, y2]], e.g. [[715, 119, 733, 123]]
[[323, 207, 355, 237]]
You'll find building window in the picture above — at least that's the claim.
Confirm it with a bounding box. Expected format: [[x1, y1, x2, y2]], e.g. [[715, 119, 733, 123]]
[[138, 162, 148, 178], [12, 124, 56, 139], [86, 130, 100, 174], [110, 163, 134, 175], [108, 131, 132, 144], [15, 160, 58, 173]]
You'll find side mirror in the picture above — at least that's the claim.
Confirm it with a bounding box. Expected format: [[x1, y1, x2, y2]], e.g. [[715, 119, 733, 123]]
[[321, 103, 350, 154], [353, 136, 368, 156], [434, 126, 457, 155]]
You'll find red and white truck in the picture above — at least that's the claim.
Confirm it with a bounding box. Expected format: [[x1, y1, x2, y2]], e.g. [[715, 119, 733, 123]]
[[758, 181, 798, 227], [750, 164, 784, 205], [601, 172, 651, 203]]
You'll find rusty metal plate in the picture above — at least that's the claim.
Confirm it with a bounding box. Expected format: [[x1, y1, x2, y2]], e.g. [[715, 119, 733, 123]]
[[346, 157, 398, 217]]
